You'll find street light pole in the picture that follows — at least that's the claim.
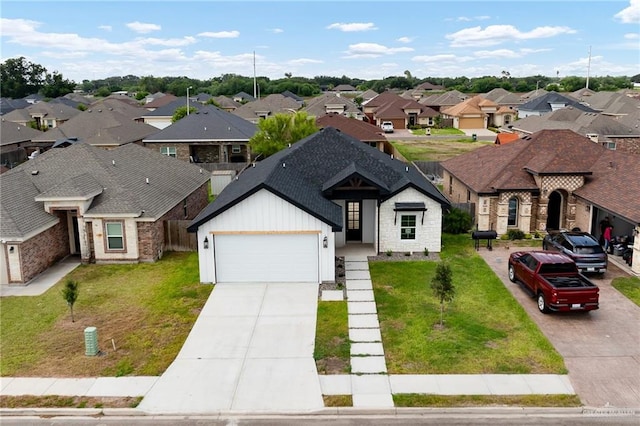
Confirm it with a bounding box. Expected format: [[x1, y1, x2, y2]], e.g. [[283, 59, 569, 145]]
[[187, 86, 192, 115]]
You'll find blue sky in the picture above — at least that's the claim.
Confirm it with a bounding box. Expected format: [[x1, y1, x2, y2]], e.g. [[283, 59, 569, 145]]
[[1, 1, 639, 83]]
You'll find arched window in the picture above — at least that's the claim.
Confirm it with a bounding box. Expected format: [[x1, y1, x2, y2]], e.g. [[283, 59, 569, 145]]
[[508, 197, 518, 226]]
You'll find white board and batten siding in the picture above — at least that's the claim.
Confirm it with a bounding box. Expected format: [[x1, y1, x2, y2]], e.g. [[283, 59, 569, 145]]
[[196, 189, 335, 283], [378, 187, 444, 253]]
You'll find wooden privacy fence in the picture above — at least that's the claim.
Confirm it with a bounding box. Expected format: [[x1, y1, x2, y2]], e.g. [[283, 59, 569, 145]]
[[164, 220, 197, 251]]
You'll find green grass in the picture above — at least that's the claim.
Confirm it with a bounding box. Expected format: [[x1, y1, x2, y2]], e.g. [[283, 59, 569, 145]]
[[411, 128, 465, 136], [370, 233, 566, 375], [390, 139, 492, 162], [0, 251, 212, 377], [393, 394, 581, 407], [314, 301, 350, 374], [612, 276, 640, 306]]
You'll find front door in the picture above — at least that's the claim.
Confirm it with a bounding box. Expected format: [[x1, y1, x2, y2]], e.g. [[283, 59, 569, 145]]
[[346, 201, 362, 242], [546, 191, 562, 230]]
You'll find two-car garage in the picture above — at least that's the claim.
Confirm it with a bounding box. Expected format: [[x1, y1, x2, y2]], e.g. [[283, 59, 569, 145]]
[[212, 233, 320, 283]]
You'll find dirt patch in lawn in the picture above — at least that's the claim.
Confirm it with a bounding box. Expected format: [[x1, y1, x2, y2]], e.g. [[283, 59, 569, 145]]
[[0, 395, 142, 408]]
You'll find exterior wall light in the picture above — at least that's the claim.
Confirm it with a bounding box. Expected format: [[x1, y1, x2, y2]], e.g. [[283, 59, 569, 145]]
[[203, 236, 209, 249], [323, 236, 328, 248]]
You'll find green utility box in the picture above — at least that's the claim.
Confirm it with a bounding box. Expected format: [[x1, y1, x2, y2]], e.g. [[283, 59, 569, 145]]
[[84, 326, 98, 356]]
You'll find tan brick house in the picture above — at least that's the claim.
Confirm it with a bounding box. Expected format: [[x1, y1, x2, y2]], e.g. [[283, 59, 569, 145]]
[[0, 143, 210, 285]]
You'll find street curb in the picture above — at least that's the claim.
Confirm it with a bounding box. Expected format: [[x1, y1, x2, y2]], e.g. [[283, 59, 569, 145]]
[[1, 406, 639, 417]]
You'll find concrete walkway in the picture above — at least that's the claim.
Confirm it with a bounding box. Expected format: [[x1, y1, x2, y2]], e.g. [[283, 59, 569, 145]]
[[0, 256, 80, 297]]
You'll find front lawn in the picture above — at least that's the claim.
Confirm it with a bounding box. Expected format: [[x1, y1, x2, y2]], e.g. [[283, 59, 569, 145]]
[[390, 139, 491, 162], [411, 128, 465, 136], [612, 276, 640, 306], [314, 301, 350, 374], [0, 251, 212, 377], [370, 233, 566, 374]]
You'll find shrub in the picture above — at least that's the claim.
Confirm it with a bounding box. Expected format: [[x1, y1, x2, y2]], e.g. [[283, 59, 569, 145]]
[[443, 207, 472, 234], [423, 247, 429, 256], [507, 229, 525, 240], [386, 249, 393, 257]]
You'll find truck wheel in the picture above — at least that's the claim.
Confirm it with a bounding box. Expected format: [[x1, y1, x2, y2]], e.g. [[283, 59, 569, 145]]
[[537, 293, 550, 314], [508, 265, 516, 282]]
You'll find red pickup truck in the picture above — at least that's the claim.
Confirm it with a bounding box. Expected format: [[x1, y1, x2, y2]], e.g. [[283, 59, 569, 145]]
[[508, 251, 599, 313]]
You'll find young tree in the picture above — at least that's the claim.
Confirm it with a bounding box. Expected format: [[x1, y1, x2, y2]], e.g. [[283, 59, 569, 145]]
[[249, 111, 318, 157], [171, 105, 198, 122], [62, 279, 79, 322], [430, 261, 455, 327]]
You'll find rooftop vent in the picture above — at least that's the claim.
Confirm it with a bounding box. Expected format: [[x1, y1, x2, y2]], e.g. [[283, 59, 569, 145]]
[[31, 170, 39, 175], [145, 177, 149, 184]]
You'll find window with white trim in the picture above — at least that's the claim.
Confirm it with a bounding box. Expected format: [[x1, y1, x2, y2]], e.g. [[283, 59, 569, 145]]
[[161, 146, 177, 158], [232, 145, 241, 154], [105, 222, 124, 250], [508, 197, 518, 227], [401, 215, 416, 240]]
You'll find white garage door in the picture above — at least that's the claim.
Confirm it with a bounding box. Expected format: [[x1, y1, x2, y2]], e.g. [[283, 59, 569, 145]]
[[214, 234, 319, 283]]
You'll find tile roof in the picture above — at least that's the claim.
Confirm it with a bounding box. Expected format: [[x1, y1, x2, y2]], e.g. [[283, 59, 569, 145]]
[[441, 129, 608, 193], [1, 143, 211, 240], [143, 105, 257, 142], [189, 127, 450, 232], [494, 132, 520, 145], [441, 95, 498, 117]]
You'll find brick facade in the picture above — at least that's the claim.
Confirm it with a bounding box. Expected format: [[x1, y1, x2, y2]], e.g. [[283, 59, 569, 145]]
[[19, 212, 69, 283], [136, 182, 209, 260]]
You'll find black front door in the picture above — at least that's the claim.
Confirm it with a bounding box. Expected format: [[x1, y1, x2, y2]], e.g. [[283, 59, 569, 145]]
[[546, 191, 562, 230], [346, 201, 362, 241]]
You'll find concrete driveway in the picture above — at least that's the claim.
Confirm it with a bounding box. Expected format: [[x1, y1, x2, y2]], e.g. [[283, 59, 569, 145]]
[[479, 247, 640, 408], [137, 282, 323, 414]]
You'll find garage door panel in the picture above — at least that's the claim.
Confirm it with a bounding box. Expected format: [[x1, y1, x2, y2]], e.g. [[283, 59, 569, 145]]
[[215, 234, 318, 283]]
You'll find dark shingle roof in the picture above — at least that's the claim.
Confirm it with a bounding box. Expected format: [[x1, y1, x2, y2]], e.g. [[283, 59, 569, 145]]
[[143, 105, 257, 142], [1, 143, 210, 240], [189, 127, 450, 232], [316, 113, 386, 142], [518, 92, 597, 114]]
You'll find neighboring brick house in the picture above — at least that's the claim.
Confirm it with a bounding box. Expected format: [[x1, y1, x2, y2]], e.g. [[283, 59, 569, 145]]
[[441, 129, 639, 274], [364, 91, 439, 130], [440, 95, 502, 129], [304, 93, 365, 120], [316, 113, 391, 154], [2, 101, 81, 130], [0, 143, 210, 285], [0, 119, 43, 167], [142, 105, 257, 166], [188, 127, 450, 284]]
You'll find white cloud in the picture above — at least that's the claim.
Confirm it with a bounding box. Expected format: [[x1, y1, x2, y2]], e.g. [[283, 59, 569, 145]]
[[138, 37, 196, 47], [126, 21, 161, 34], [446, 25, 576, 47], [270, 28, 284, 34], [198, 30, 240, 38], [454, 15, 490, 22], [397, 36, 413, 43], [624, 32, 639, 39], [326, 22, 377, 32], [98, 25, 112, 32], [0, 18, 41, 36], [344, 43, 413, 58], [288, 58, 323, 65], [412, 54, 473, 63], [473, 48, 551, 59], [614, 0, 640, 23]]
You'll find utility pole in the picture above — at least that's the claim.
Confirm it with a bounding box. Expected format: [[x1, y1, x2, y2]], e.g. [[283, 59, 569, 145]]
[[586, 46, 592, 89], [253, 51, 257, 99], [187, 86, 192, 115]]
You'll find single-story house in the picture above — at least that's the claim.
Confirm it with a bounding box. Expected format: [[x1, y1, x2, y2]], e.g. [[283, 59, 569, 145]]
[[0, 143, 210, 285], [142, 105, 257, 165], [441, 129, 639, 274], [188, 127, 450, 284]]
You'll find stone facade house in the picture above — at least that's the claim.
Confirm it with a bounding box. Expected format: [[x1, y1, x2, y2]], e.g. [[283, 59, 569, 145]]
[[0, 143, 210, 285], [441, 129, 639, 274]]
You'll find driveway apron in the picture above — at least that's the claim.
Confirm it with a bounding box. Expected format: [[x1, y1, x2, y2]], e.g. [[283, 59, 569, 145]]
[[478, 247, 640, 408], [138, 282, 324, 413]]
